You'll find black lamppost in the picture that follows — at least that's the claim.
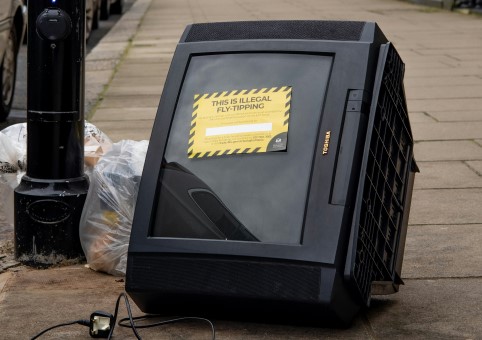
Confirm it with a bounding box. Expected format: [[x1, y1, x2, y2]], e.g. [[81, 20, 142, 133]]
[[14, 0, 89, 266]]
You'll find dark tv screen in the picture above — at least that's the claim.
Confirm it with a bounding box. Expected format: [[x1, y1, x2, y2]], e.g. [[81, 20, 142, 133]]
[[151, 53, 333, 244]]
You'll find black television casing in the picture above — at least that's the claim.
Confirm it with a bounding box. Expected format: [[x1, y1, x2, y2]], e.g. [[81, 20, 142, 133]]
[[126, 21, 417, 325]]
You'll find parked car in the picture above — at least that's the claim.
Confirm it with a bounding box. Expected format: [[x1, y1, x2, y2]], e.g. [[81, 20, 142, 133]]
[[87, 0, 123, 40], [100, 0, 124, 20], [0, 0, 26, 121]]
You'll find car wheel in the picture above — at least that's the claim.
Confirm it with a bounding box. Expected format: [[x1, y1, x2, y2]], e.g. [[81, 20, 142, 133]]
[[0, 26, 18, 121], [92, 1, 100, 30], [100, 0, 110, 20], [110, 0, 124, 14]]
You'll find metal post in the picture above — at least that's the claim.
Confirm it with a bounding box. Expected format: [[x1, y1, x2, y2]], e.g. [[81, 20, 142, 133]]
[[14, 0, 89, 266]]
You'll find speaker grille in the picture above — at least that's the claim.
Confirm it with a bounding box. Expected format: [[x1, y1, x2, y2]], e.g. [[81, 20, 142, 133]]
[[127, 255, 321, 303], [183, 21, 365, 42]]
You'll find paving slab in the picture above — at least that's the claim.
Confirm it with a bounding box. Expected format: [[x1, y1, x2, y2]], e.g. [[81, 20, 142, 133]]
[[85, 59, 119, 72], [405, 66, 482, 79], [112, 76, 165, 87], [87, 41, 128, 61], [106, 84, 164, 96], [408, 111, 437, 123], [404, 75, 482, 88], [95, 94, 161, 109], [408, 38, 482, 50], [426, 110, 482, 122], [403, 224, 482, 278], [466, 160, 482, 176], [414, 140, 482, 161], [405, 84, 482, 100], [412, 121, 482, 141], [92, 107, 157, 122], [115, 67, 169, 78], [0, 271, 11, 301], [121, 58, 172, 66], [366, 278, 482, 339], [402, 60, 457, 70], [90, 120, 154, 142], [445, 52, 482, 62], [409, 98, 482, 113], [126, 46, 178, 56], [415, 47, 482, 57], [410, 188, 482, 225], [415, 161, 482, 189]]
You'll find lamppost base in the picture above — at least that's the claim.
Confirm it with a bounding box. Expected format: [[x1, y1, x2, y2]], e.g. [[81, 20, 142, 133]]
[[14, 175, 89, 267]]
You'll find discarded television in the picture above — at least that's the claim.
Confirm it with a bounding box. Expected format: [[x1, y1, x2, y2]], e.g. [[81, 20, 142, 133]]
[[126, 21, 418, 325]]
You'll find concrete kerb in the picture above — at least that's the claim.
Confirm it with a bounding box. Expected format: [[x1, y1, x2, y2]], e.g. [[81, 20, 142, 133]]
[[405, 0, 482, 16], [84, 0, 152, 117]]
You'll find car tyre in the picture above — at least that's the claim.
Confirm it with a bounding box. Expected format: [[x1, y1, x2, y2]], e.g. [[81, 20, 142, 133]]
[[92, 2, 100, 30], [100, 0, 110, 20], [0, 25, 18, 121], [110, 0, 124, 14]]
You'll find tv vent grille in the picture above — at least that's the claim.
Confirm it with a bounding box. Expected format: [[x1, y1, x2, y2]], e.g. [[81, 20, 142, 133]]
[[127, 255, 321, 303], [183, 21, 365, 42], [352, 45, 413, 304]]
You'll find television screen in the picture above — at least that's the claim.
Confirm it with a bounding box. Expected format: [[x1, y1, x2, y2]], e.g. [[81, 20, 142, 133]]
[[151, 53, 333, 244]]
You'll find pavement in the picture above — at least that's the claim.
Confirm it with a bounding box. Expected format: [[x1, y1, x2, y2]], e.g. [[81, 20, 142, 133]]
[[1, 0, 482, 338]]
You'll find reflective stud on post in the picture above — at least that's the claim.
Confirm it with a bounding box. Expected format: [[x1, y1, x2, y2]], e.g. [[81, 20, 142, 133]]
[[14, 0, 89, 266]]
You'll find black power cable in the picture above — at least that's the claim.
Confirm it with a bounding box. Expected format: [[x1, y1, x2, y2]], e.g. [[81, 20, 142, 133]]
[[118, 315, 216, 340], [107, 292, 142, 339], [31, 319, 90, 339], [29, 292, 216, 339]]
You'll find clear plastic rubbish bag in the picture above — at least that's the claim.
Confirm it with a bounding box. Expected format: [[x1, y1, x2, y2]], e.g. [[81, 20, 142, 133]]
[[0, 122, 112, 227], [80, 140, 148, 276], [0, 123, 27, 173], [0, 124, 26, 227]]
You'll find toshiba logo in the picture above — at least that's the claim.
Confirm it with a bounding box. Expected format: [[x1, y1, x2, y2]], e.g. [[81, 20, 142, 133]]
[[322, 131, 331, 155]]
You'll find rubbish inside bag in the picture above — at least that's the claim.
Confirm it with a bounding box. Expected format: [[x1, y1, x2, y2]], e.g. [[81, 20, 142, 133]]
[[80, 140, 148, 276], [0, 124, 26, 227], [84, 122, 113, 167]]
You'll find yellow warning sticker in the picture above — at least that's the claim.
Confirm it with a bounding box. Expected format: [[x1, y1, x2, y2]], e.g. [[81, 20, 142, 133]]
[[188, 86, 292, 158]]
